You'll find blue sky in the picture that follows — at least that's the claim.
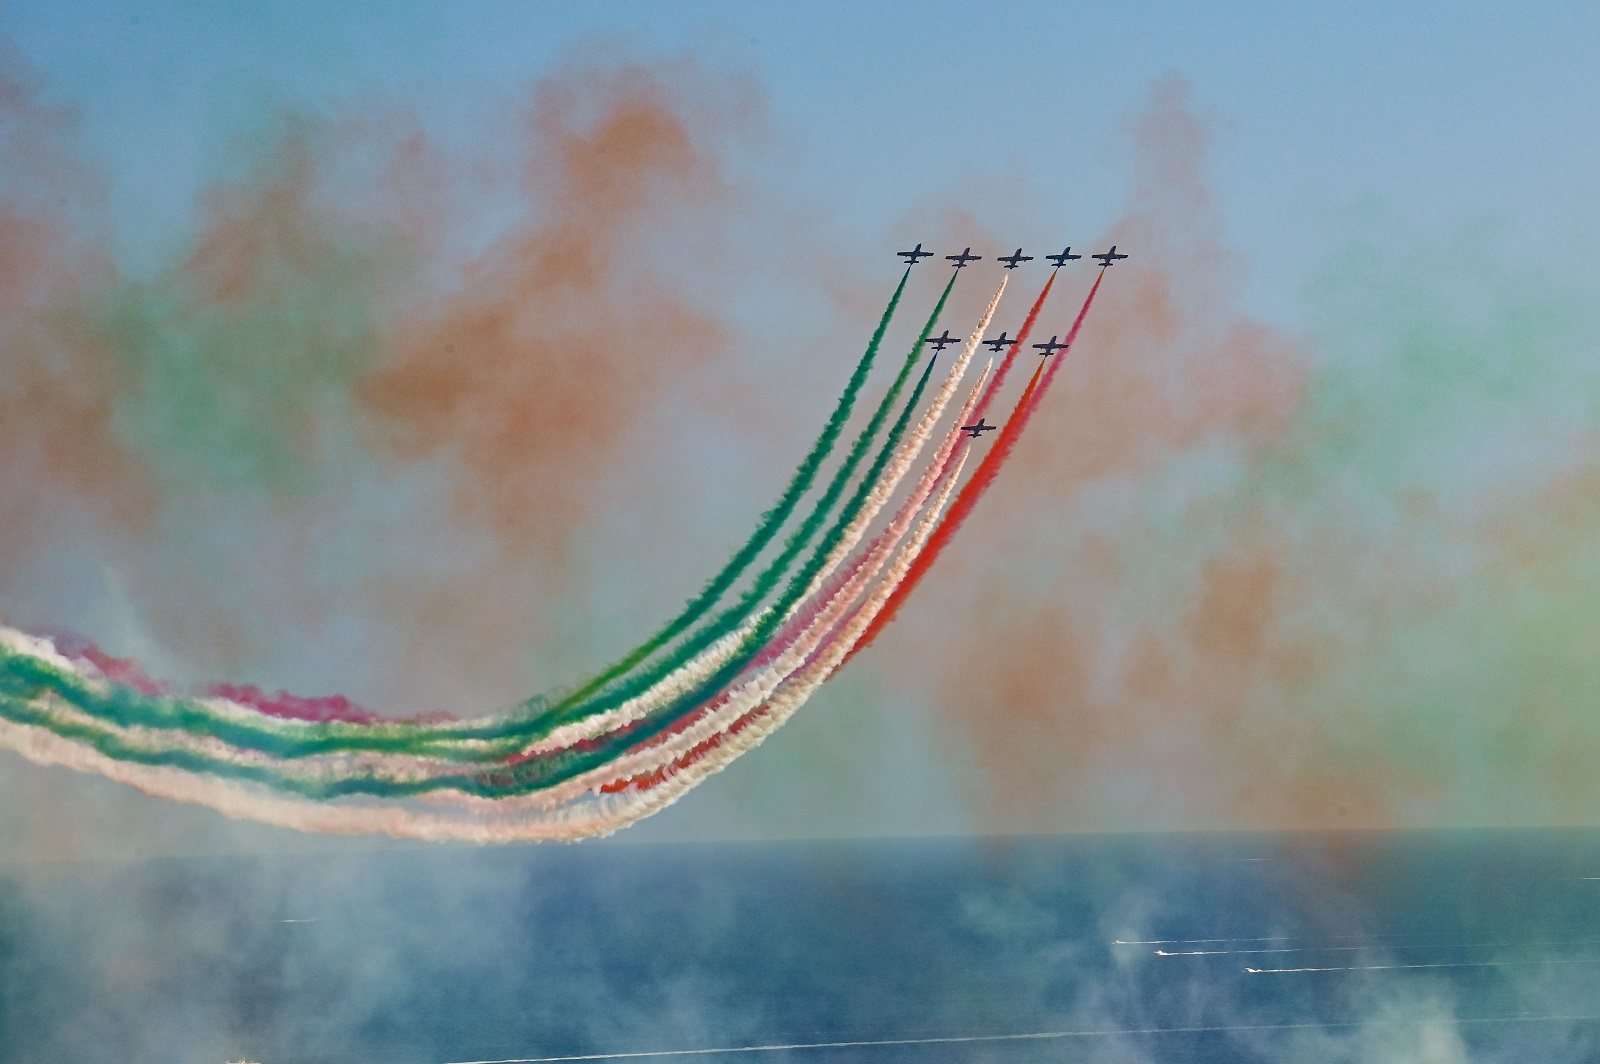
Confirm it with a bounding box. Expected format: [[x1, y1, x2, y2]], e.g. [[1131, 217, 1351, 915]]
[[6, 0, 1598, 324]]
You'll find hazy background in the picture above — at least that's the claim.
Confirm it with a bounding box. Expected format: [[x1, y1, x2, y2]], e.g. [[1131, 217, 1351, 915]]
[[2, 0, 1600, 859]]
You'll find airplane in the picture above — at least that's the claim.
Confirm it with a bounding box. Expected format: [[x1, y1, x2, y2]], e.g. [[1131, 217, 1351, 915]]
[[897, 243, 934, 266], [1032, 335, 1067, 357], [945, 247, 982, 269], [961, 418, 998, 439], [1046, 247, 1082, 268], [997, 248, 1033, 269], [924, 329, 960, 353], [1093, 245, 1129, 267], [982, 331, 1017, 353]]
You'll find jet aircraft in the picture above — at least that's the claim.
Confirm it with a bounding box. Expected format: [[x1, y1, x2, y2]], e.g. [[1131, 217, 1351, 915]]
[[945, 247, 982, 269], [1032, 336, 1067, 357], [997, 248, 1033, 269], [982, 331, 1017, 353], [1093, 245, 1128, 266], [897, 243, 934, 265], [924, 329, 960, 353], [1046, 247, 1082, 268], [961, 418, 998, 439]]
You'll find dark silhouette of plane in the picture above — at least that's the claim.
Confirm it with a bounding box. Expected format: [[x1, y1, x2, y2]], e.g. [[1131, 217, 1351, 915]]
[[982, 331, 1017, 353], [945, 247, 982, 269], [1093, 245, 1128, 266], [897, 243, 934, 266], [997, 248, 1033, 269], [1046, 247, 1082, 268], [1033, 335, 1067, 357], [961, 418, 998, 439], [924, 329, 960, 353]]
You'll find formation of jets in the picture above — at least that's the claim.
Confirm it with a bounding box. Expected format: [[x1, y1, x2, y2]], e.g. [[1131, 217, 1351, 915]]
[[887, 242, 1123, 444], [895, 243, 1127, 269]]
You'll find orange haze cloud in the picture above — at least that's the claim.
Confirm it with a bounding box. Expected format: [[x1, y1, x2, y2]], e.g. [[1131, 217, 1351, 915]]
[[360, 60, 740, 560], [0, 54, 153, 565]]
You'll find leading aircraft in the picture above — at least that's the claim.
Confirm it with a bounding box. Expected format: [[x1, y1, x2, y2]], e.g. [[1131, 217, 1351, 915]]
[[924, 329, 960, 353], [997, 248, 1033, 269], [1093, 245, 1129, 266], [1032, 335, 1067, 357], [1046, 247, 1082, 268], [961, 418, 998, 439], [897, 243, 934, 266], [945, 247, 982, 269], [982, 331, 1017, 353]]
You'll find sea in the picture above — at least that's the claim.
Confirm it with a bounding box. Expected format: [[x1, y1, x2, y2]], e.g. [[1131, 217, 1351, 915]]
[[3, 830, 1600, 1063]]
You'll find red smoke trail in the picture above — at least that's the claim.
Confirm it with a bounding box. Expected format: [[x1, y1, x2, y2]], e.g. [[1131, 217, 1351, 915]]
[[834, 269, 1107, 671], [1013, 268, 1106, 426]]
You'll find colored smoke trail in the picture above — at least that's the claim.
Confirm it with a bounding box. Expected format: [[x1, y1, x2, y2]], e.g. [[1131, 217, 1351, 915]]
[[0, 261, 1103, 840], [834, 268, 1105, 672]]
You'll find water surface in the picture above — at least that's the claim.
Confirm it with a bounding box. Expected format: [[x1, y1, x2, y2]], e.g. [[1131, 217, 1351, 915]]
[[4, 830, 1599, 1063]]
